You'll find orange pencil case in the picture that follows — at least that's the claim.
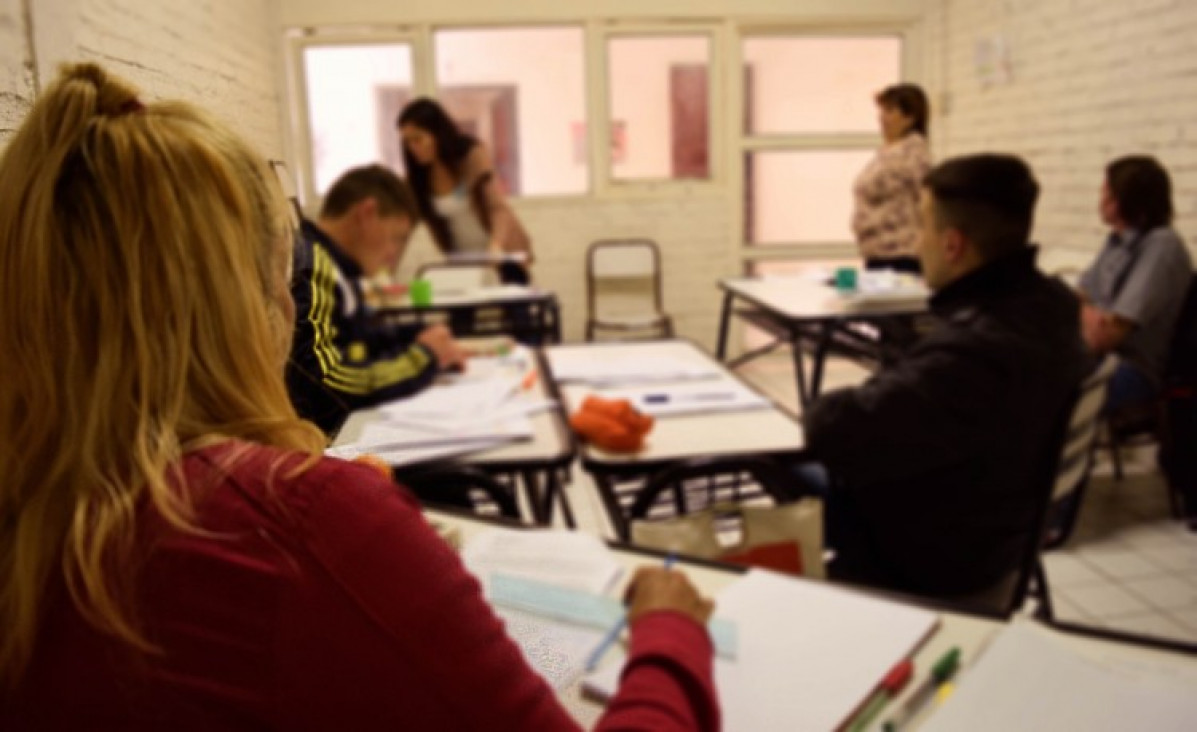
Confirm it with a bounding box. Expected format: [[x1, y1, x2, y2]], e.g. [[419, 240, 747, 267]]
[[569, 396, 654, 453]]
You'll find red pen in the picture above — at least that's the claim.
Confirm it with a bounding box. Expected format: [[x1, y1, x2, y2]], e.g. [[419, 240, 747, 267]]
[[846, 659, 913, 732]]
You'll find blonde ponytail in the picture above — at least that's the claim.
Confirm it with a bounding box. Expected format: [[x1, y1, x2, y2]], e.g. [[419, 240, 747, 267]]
[[0, 63, 324, 687]]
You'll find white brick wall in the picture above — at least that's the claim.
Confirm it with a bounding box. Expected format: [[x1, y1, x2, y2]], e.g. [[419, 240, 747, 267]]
[[0, 0, 36, 150], [2, 0, 283, 158], [394, 191, 737, 347], [923, 0, 1197, 264]]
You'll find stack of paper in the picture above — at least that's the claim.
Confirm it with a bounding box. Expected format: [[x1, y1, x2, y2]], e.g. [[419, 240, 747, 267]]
[[551, 354, 722, 386], [328, 353, 553, 466], [583, 380, 770, 417], [839, 270, 929, 306]]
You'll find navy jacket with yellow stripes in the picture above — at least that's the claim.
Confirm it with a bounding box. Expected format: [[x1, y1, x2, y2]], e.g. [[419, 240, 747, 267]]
[[286, 220, 437, 436]]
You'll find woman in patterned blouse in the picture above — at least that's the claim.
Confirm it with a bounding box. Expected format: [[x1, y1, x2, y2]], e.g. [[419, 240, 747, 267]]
[[851, 84, 932, 274]]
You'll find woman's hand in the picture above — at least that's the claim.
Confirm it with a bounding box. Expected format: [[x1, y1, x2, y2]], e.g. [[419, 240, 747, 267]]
[[624, 566, 715, 627]]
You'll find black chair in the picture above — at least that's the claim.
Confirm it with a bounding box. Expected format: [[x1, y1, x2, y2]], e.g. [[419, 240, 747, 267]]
[[1103, 275, 1197, 521], [1042, 354, 1118, 549], [946, 387, 1082, 618], [399, 465, 521, 520]]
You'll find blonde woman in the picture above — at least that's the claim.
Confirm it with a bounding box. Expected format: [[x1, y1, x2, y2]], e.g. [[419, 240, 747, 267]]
[[0, 64, 717, 730]]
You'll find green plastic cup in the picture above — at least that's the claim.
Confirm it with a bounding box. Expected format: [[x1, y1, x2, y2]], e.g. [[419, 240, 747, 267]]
[[409, 278, 433, 307], [834, 267, 858, 293]]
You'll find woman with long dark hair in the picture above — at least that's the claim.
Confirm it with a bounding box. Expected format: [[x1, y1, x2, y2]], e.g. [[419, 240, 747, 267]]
[[398, 98, 532, 284]]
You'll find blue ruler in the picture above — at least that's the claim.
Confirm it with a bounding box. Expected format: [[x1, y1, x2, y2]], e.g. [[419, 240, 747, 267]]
[[489, 573, 737, 659]]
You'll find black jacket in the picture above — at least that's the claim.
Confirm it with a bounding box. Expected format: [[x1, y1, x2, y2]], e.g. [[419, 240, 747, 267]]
[[805, 247, 1086, 596], [285, 220, 437, 436]]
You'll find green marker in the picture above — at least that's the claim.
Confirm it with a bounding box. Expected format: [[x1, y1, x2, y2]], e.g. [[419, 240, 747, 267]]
[[882, 647, 960, 731]]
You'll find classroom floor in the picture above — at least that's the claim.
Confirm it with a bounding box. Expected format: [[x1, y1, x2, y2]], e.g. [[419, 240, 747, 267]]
[[554, 349, 1197, 647]]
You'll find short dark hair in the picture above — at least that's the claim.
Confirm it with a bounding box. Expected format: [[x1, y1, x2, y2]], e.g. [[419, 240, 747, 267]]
[[923, 154, 1040, 261], [875, 83, 930, 137], [320, 164, 417, 220], [1106, 155, 1173, 231]]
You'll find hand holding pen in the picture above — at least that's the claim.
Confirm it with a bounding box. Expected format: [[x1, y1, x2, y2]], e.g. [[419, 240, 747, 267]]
[[585, 556, 714, 672]]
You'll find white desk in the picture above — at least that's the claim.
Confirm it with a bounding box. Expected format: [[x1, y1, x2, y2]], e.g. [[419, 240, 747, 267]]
[[334, 349, 576, 525], [716, 275, 927, 408], [374, 284, 561, 344], [430, 509, 1197, 731], [543, 339, 806, 539]]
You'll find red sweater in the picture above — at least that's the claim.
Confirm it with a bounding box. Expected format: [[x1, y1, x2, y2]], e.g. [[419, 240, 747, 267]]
[[3, 442, 718, 731]]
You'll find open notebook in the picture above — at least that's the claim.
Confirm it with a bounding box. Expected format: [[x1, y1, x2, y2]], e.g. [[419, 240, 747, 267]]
[[584, 569, 939, 732]]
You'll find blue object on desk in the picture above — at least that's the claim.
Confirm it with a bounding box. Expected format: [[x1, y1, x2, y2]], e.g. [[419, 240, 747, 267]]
[[488, 572, 737, 660]]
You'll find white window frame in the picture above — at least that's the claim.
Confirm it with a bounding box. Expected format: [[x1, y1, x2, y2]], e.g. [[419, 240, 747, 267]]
[[731, 23, 922, 269], [284, 29, 428, 207], [592, 21, 726, 197], [427, 22, 592, 203]]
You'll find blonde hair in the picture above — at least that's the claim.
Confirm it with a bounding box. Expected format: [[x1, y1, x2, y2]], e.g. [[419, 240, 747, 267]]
[[0, 63, 325, 686]]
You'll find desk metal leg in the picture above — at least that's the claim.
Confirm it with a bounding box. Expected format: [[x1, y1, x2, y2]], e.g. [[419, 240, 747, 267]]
[[520, 470, 549, 525], [716, 291, 734, 360], [595, 474, 631, 541], [790, 328, 811, 409], [808, 322, 835, 401]]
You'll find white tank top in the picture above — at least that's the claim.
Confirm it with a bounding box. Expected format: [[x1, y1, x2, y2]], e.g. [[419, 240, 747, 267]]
[[432, 189, 489, 253]]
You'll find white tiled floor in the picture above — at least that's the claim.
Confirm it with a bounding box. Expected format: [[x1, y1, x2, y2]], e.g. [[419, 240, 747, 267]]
[[555, 346, 1197, 647]]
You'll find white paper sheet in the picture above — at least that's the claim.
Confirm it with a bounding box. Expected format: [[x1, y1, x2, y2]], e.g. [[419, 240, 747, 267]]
[[710, 570, 939, 732], [550, 354, 722, 386], [921, 621, 1197, 732], [462, 528, 625, 596]]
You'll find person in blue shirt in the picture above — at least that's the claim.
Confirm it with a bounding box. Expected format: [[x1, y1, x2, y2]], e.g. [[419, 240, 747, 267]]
[[1078, 155, 1193, 412]]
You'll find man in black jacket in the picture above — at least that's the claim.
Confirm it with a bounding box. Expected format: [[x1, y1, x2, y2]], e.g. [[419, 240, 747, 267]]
[[286, 165, 466, 436], [804, 154, 1087, 598]]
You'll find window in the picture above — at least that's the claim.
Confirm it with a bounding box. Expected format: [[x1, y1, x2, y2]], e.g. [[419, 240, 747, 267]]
[[742, 37, 901, 135], [434, 27, 587, 196], [607, 35, 712, 181], [301, 43, 413, 195], [740, 35, 902, 248], [745, 149, 874, 244]]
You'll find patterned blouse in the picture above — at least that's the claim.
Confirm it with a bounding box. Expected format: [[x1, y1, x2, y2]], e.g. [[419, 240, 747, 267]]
[[851, 133, 931, 260]]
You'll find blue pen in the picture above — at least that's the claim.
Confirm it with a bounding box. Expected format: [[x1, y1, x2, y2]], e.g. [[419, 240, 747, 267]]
[[585, 554, 677, 672]]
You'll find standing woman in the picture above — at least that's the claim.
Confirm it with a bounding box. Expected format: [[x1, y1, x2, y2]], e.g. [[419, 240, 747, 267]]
[[398, 97, 532, 284], [850, 83, 931, 274]]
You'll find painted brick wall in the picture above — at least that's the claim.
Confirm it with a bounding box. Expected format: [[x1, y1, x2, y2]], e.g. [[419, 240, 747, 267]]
[[1, 0, 282, 158], [395, 191, 737, 346], [923, 0, 1197, 268], [0, 0, 36, 150]]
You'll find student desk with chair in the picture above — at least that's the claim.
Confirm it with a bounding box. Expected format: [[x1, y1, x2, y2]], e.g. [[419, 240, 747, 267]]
[[715, 273, 927, 409], [429, 507, 1197, 731], [331, 345, 577, 526], [542, 338, 806, 541]]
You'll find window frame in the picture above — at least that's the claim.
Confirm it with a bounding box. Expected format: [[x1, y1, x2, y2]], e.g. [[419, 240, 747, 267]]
[[286, 30, 426, 207], [731, 24, 920, 267], [283, 20, 923, 220], [592, 22, 726, 197]]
